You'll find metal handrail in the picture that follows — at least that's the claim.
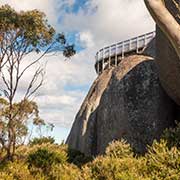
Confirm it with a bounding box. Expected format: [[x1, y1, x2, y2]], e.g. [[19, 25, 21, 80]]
[[95, 31, 156, 63]]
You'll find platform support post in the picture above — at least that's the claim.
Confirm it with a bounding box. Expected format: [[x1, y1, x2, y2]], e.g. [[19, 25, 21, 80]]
[[136, 36, 139, 53], [115, 44, 118, 66], [122, 42, 124, 59], [109, 48, 111, 68], [129, 39, 131, 50], [144, 34, 147, 46], [97, 53, 100, 74], [102, 48, 105, 71]]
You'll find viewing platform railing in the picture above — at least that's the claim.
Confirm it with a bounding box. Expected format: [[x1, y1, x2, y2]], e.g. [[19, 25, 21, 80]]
[[95, 31, 156, 74]]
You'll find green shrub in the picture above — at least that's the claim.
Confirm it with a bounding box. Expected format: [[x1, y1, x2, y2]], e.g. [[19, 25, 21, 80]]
[[16, 143, 68, 160], [145, 140, 180, 180], [0, 172, 14, 180], [105, 139, 134, 158], [49, 164, 82, 180], [83, 139, 180, 180], [162, 122, 180, 148], [29, 136, 55, 146], [67, 148, 93, 167], [83, 156, 147, 180], [0, 161, 35, 180], [1, 129, 180, 180], [27, 148, 67, 174]]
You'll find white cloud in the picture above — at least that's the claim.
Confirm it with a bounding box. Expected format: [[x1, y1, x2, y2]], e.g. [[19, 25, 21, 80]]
[[61, 0, 155, 49], [36, 50, 96, 127], [78, 31, 95, 48]]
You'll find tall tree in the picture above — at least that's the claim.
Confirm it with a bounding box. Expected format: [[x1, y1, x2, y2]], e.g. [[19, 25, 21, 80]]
[[0, 5, 75, 160]]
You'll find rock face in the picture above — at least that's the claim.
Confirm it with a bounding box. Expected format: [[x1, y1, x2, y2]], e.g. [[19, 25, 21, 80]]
[[156, 0, 180, 105], [67, 55, 175, 155]]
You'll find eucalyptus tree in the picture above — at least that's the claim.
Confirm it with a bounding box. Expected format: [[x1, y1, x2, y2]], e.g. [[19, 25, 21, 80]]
[[0, 4, 75, 160]]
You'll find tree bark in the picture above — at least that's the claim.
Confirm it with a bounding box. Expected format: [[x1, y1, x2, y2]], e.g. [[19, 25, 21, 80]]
[[144, 0, 180, 105], [144, 0, 180, 58]]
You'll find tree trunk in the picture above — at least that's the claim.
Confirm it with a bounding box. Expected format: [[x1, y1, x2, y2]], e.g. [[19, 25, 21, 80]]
[[6, 127, 13, 160], [144, 0, 180, 105], [6, 99, 14, 161]]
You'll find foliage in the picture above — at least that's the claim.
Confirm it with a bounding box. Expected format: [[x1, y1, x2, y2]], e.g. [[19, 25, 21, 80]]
[[105, 139, 134, 158], [67, 148, 93, 167], [0, 134, 180, 179], [162, 122, 180, 148], [83, 156, 145, 180], [16, 142, 68, 160], [29, 136, 55, 146], [0, 160, 46, 180], [83, 140, 146, 180], [145, 140, 180, 179], [49, 164, 83, 180], [0, 124, 180, 179], [27, 148, 66, 173], [83, 139, 180, 180], [0, 4, 75, 66], [0, 98, 42, 155]]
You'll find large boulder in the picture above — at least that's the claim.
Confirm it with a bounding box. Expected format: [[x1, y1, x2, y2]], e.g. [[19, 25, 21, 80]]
[[66, 55, 175, 155]]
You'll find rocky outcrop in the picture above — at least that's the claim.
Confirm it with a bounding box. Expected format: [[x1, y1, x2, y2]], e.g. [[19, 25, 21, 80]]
[[67, 55, 175, 155], [156, 0, 180, 105]]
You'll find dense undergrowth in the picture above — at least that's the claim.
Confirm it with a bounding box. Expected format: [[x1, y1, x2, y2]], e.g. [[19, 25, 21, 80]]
[[0, 123, 180, 180]]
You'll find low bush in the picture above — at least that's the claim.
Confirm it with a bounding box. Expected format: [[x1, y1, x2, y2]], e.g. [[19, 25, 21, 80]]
[[1, 124, 180, 179], [27, 148, 67, 174], [0, 161, 38, 180], [146, 140, 180, 179], [83, 156, 147, 180], [29, 136, 55, 146], [67, 148, 93, 167], [105, 139, 134, 158], [49, 164, 82, 180], [162, 122, 180, 148], [16, 143, 67, 160]]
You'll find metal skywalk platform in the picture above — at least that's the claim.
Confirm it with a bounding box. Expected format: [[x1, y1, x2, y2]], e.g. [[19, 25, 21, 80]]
[[95, 31, 156, 74]]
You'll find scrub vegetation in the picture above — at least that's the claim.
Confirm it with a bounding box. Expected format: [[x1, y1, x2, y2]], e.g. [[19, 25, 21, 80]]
[[0, 124, 180, 179]]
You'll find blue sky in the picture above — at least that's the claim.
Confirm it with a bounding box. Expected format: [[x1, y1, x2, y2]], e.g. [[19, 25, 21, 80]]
[[0, 0, 155, 143], [64, 0, 88, 13]]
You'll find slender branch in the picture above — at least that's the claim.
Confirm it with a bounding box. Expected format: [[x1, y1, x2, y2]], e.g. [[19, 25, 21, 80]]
[[25, 67, 44, 99], [18, 43, 54, 80]]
